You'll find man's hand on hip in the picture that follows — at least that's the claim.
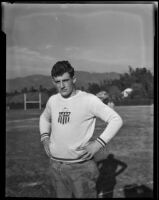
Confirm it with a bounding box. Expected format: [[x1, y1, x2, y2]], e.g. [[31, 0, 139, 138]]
[[77, 140, 103, 160]]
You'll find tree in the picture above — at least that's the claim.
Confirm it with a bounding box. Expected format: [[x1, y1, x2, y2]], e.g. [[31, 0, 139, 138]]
[[88, 83, 100, 94], [100, 80, 113, 91], [114, 66, 153, 99], [81, 86, 85, 91], [47, 87, 57, 97], [130, 67, 153, 98], [119, 73, 132, 90], [131, 83, 147, 99], [39, 85, 44, 92], [108, 85, 122, 101], [14, 90, 19, 95], [146, 82, 153, 99], [29, 86, 37, 92], [21, 87, 28, 93]]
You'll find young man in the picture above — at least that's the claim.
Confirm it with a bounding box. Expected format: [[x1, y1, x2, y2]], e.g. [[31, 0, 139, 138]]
[[39, 60, 123, 198]]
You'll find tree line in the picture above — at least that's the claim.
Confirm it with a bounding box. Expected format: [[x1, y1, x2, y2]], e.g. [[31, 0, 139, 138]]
[[6, 66, 153, 106], [87, 66, 153, 101]]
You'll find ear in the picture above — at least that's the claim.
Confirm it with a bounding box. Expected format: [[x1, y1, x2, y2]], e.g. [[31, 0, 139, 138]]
[[73, 77, 76, 84]]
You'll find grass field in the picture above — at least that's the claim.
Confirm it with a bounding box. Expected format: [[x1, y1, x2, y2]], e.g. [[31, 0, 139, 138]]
[[6, 105, 153, 198]]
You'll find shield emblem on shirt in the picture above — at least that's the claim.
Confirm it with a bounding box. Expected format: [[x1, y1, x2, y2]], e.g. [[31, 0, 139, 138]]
[[58, 107, 71, 124]]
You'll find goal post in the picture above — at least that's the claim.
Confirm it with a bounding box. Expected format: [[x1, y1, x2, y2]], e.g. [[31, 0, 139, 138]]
[[24, 93, 42, 110]]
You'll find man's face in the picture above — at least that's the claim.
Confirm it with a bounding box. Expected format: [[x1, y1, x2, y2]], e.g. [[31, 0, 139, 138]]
[[53, 72, 76, 98]]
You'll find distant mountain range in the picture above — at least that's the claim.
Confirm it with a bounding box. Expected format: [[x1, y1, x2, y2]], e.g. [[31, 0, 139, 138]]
[[6, 71, 121, 93]]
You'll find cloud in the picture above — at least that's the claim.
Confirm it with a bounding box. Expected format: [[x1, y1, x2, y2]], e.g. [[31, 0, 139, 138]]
[[7, 46, 54, 61], [6, 46, 56, 78], [65, 46, 80, 52], [4, 4, 153, 77], [45, 44, 54, 49], [66, 46, 137, 66]]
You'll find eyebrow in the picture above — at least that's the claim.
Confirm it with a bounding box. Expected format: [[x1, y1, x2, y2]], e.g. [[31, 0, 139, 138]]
[[55, 78, 70, 83]]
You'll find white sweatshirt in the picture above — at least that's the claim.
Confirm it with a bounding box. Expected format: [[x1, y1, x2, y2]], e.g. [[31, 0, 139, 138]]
[[39, 90, 123, 163]]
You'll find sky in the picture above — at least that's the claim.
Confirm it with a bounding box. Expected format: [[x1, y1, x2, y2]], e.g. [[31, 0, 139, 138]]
[[3, 3, 155, 79]]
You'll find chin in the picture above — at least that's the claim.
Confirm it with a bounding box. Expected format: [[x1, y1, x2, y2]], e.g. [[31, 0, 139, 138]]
[[61, 92, 71, 98]]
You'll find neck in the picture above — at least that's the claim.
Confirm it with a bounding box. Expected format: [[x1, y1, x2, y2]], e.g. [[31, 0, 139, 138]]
[[62, 88, 78, 99]]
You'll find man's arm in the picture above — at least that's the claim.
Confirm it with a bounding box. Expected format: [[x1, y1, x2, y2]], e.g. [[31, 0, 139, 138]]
[[81, 95, 123, 160], [39, 100, 52, 157], [39, 113, 51, 141], [92, 95, 123, 144]]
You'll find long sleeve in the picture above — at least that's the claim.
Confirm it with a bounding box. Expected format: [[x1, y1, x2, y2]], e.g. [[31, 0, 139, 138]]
[[90, 95, 123, 146], [39, 99, 52, 141]]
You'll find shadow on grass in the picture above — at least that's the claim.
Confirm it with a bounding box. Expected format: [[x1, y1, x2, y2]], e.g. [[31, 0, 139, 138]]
[[123, 184, 153, 198], [96, 153, 127, 198]]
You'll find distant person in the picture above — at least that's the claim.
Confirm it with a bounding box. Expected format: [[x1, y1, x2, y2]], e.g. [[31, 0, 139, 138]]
[[39, 60, 123, 198], [96, 91, 115, 109]]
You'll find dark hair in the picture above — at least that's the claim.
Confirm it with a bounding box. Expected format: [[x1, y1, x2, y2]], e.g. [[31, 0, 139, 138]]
[[51, 60, 74, 78]]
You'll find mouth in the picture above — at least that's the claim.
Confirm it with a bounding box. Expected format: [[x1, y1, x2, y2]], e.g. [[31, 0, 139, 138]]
[[61, 89, 67, 93]]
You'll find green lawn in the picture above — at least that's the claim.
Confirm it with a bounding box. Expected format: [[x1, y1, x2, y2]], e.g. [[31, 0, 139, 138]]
[[6, 105, 153, 198]]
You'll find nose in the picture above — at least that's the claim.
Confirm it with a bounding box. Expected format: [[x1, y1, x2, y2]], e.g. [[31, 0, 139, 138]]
[[60, 81, 64, 88]]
